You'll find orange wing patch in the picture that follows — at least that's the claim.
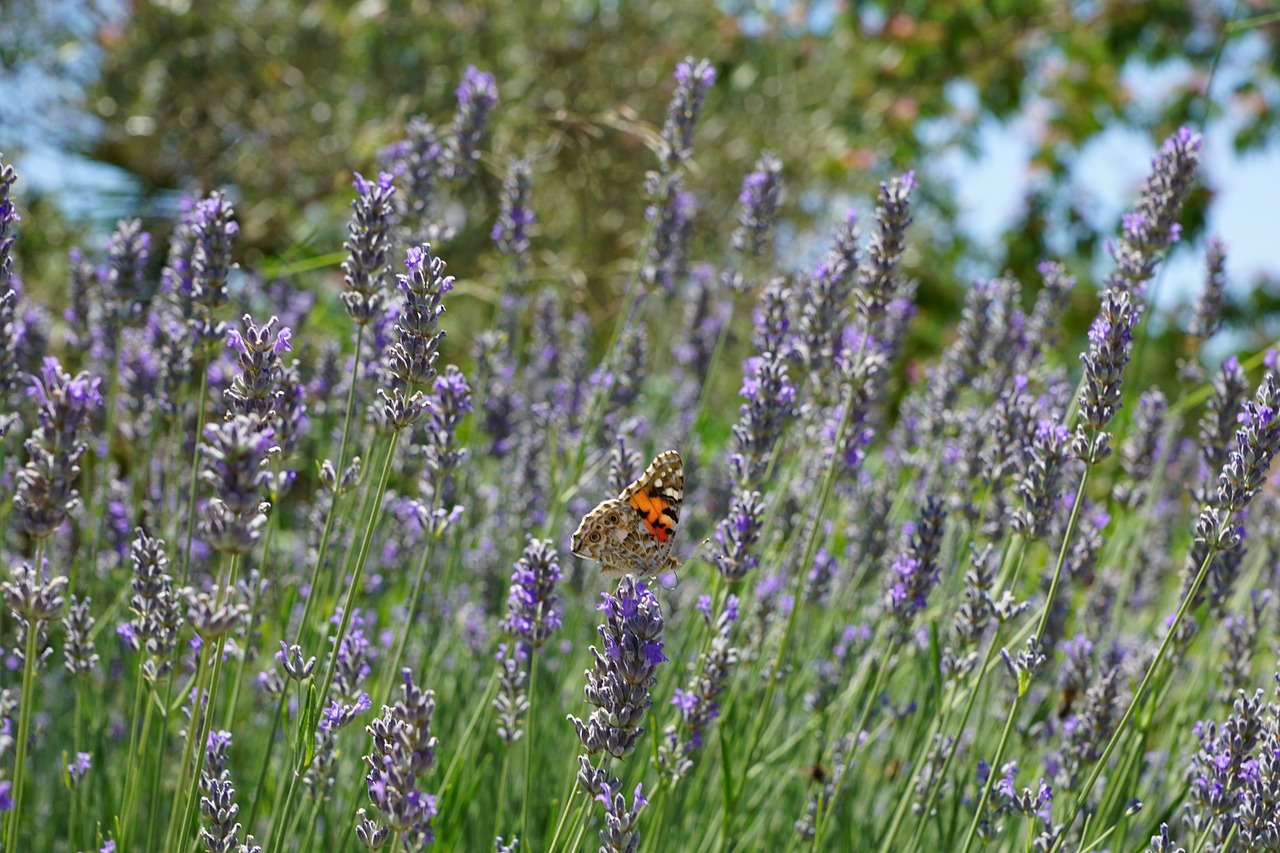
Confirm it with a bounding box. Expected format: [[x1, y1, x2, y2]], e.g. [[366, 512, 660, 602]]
[[629, 490, 675, 543]]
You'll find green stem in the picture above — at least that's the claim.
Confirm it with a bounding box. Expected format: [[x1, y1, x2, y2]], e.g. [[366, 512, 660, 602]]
[[5, 603, 43, 850], [522, 645, 538, 846], [178, 353, 210, 586], [161, 643, 210, 853]]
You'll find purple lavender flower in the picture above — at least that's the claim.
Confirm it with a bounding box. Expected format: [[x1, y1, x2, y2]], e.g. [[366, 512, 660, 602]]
[[102, 218, 150, 356], [643, 172, 695, 292], [569, 576, 667, 759], [857, 171, 916, 322], [342, 172, 397, 327], [729, 353, 798, 489], [1116, 387, 1169, 508], [445, 66, 498, 181], [885, 498, 947, 626], [597, 781, 650, 853], [1196, 356, 1248, 504], [198, 415, 272, 555], [419, 365, 472, 509], [362, 670, 440, 843], [1190, 236, 1227, 342], [1073, 288, 1136, 463], [188, 190, 238, 347], [491, 156, 534, 262], [712, 490, 764, 583], [659, 57, 716, 169], [500, 538, 563, 650], [14, 357, 104, 538], [1106, 127, 1202, 298], [379, 244, 453, 430], [732, 151, 784, 256], [223, 314, 292, 420], [1012, 420, 1071, 541]]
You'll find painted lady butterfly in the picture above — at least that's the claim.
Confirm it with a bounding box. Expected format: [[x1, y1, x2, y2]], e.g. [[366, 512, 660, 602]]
[[571, 450, 684, 579]]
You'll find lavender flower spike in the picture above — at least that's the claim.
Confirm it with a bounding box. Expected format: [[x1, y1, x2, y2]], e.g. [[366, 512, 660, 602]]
[[342, 171, 397, 326], [362, 669, 440, 845], [500, 538, 563, 649], [446, 66, 498, 180], [14, 357, 104, 539], [1073, 287, 1136, 463], [660, 57, 716, 169], [1107, 127, 1202, 299], [569, 576, 667, 759], [732, 151, 784, 257], [379, 244, 453, 430]]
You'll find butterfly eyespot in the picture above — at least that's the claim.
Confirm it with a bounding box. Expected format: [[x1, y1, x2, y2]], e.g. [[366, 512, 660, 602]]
[[589, 532, 601, 543], [606, 513, 618, 524]]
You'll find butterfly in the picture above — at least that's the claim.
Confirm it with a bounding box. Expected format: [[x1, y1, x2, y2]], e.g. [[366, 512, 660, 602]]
[[571, 450, 684, 579]]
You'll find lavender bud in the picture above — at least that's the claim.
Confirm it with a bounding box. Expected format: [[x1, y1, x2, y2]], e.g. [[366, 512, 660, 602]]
[[63, 595, 99, 677], [14, 357, 104, 538], [500, 538, 563, 649], [1190, 236, 1226, 341], [276, 642, 317, 680], [885, 498, 948, 627], [1073, 288, 1136, 463], [1116, 387, 1168, 508], [362, 670, 439, 838], [857, 171, 916, 322], [659, 57, 716, 169], [1214, 372, 1280, 514], [189, 191, 238, 347], [445, 66, 498, 181], [223, 314, 292, 420], [355, 808, 389, 850], [0, 155, 18, 287], [494, 642, 529, 747], [3, 562, 68, 624], [732, 151, 784, 256], [184, 587, 248, 641], [712, 491, 765, 583], [729, 353, 798, 489], [491, 156, 534, 261], [1197, 356, 1248, 504], [1106, 127, 1202, 298], [1012, 420, 1071, 540], [383, 244, 453, 402], [642, 171, 695, 292], [341, 172, 397, 326], [597, 782, 650, 853]]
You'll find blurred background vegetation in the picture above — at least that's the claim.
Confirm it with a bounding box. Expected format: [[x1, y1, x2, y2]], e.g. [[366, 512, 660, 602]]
[[2, 0, 1279, 387]]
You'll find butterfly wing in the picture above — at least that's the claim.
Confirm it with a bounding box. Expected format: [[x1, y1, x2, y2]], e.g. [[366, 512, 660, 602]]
[[571, 498, 640, 579], [618, 450, 683, 576]]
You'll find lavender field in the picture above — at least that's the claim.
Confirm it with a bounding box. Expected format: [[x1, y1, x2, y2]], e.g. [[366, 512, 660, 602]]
[[0, 33, 1279, 853]]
